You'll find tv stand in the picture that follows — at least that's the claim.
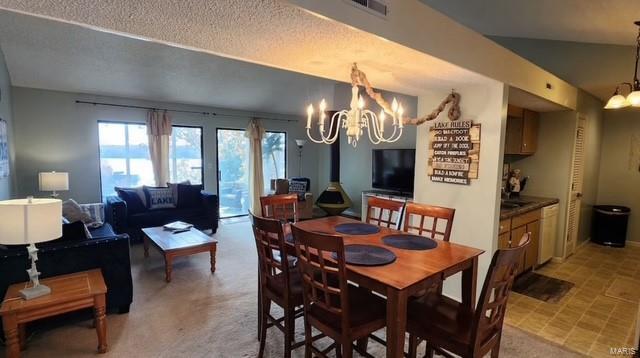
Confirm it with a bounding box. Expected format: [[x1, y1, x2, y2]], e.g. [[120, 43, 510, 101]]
[[361, 190, 414, 225]]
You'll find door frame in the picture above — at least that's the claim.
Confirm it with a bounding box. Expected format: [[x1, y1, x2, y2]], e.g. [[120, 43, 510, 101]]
[[562, 113, 586, 258]]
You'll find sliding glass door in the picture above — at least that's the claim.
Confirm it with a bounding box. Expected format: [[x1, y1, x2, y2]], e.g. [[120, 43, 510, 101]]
[[216, 128, 286, 218]]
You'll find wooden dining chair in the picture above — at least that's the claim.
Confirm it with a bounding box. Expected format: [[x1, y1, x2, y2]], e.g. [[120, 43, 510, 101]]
[[403, 202, 455, 241], [250, 213, 305, 358], [290, 225, 387, 358], [260, 193, 299, 223], [407, 233, 531, 358], [366, 196, 405, 229]]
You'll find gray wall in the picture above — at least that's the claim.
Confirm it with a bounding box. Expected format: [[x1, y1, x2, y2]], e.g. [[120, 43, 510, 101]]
[[11, 87, 321, 203], [597, 109, 640, 243], [508, 90, 604, 256], [511, 111, 574, 256], [326, 83, 418, 216], [0, 45, 15, 199]]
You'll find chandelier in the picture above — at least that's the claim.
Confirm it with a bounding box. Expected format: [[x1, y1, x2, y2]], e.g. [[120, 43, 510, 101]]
[[605, 21, 640, 109], [305, 63, 405, 147]]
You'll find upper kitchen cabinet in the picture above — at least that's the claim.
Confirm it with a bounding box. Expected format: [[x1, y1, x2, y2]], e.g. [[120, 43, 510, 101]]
[[505, 105, 539, 155]]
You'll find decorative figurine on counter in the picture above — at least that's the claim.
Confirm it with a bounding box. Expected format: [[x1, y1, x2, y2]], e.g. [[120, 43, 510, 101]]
[[507, 169, 528, 197], [508, 169, 522, 195]]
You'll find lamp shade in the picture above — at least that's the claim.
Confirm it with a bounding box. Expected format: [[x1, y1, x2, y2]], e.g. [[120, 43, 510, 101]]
[[604, 94, 631, 109], [0, 198, 62, 245], [627, 90, 640, 107], [295, 139, 307, 147], [38, 172, 69, 192]]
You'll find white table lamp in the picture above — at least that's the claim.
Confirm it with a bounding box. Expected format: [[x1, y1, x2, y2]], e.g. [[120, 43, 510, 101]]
[[0, 197, 62, 299], [38, 171, 69, 197]]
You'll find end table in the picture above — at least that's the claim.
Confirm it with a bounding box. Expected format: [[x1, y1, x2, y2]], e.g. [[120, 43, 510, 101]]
[[0, 269, 108, 358]]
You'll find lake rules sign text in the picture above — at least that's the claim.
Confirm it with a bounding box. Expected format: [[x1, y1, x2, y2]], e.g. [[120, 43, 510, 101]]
[[427, 120, 481, 185]]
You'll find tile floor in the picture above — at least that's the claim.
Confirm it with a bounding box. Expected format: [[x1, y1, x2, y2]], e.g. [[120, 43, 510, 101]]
[[505, 242, 640, 357]]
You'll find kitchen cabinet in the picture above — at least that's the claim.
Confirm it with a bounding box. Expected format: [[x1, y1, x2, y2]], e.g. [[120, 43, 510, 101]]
[[497, 209, 540, 274], [505, 105, 539, 155]]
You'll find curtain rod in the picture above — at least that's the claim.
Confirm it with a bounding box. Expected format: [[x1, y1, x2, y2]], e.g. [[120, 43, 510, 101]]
[[74, 100, 298, 122]]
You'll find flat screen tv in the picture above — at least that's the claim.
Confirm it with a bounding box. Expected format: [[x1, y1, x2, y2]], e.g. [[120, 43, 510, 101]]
[[371, 149, 416, 194]]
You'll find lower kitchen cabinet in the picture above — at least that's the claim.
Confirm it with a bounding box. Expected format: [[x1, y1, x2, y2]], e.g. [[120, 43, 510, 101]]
[[498, 209, 541, 274]]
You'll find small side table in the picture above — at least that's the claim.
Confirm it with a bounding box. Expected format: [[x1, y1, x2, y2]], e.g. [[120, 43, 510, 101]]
[[0, 269, 108, 358]]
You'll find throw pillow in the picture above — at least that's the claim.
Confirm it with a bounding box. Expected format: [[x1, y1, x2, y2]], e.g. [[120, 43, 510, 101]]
[[144, 186, 176, 210], [167, 180, 190, 206], [115, 187, 147, 214], [177, 184, 203, 208], [62, 199, 93, 223], [288, 180, 307, 201], [80, 203, 105, 228]]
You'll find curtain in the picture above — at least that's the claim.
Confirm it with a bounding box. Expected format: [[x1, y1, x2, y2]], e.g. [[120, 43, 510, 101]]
[[245, 118, 265, 216], [146, 110, 172, 186]]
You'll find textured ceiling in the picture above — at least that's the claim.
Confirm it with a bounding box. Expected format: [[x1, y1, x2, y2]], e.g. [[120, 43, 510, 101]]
[[421, 0, 640, 46], [0, 0, 488, 99], [0, 10, 338, 115]]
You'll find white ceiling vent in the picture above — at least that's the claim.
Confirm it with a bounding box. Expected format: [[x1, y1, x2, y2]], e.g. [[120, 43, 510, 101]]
[[347, 0, 388, 18]]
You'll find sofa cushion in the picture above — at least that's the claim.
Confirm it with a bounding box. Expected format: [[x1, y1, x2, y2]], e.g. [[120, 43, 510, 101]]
[[144, 186, 176, 210], [89, 223, 117, 239], [129, 208, 205, 228], [177, 184, 203, 208], [167, 181, 190, 205], [62, 199, 93, 223], [289, 179, 308, 201], [115, 187, 147, 214]]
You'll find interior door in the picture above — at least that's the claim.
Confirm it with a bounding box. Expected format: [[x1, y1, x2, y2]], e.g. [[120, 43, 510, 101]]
[[565, 115, 586, 257]]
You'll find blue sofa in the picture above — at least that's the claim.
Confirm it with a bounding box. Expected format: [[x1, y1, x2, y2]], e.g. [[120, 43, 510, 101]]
[[0, 222, 133, 342], [105, 191, 219, 241]]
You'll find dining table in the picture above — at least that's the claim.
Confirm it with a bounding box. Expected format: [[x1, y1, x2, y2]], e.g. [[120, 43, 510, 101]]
[[288, 216, 485, 358]]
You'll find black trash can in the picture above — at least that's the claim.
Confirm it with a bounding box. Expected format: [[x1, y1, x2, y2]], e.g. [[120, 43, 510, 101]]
[[592, 205, 631, 247]]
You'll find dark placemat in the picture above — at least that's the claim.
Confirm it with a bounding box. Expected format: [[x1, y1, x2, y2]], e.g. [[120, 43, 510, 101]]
[[334, 223, 381, 235], [331, 244, 396, 266], [382, 234, 438, 251]]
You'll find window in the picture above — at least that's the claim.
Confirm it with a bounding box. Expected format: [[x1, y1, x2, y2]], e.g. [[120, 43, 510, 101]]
[[262, 131, 286, 193], [98, 122, 203, 198], [169, 126, 203, 184]]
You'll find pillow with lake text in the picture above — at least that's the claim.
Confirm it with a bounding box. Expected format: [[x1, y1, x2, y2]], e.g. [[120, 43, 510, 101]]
[[143, 186, 176, 210]]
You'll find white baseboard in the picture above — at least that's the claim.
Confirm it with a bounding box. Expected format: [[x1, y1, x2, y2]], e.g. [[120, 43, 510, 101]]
[[626, 240, 640, 248], [550, 257, 565, 264]]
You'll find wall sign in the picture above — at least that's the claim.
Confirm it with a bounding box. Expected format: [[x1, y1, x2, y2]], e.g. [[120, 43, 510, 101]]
[[427, 120, 481, 185]]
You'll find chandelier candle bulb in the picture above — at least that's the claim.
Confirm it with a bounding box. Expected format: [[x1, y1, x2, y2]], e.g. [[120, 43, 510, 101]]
[[306, 104, 313, 129], [304, 64, 404, 147]]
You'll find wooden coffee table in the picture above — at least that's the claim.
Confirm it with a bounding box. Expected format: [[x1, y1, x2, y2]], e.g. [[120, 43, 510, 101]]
[[0, 269, 108, 358], [142, 227, 218, 282]]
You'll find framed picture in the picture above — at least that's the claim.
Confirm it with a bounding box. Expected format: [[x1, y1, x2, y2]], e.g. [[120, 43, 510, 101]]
[[0, 119, 9, 178]]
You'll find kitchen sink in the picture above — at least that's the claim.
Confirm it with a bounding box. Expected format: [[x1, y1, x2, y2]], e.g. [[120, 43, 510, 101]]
[[500, 199, 533, 209]]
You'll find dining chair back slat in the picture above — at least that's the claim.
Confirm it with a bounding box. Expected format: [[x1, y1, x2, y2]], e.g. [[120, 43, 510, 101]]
[[250, 213, 291, 298], [471, 232, 531, 356], [260, 193, 298, 222], [290, 225, 349, 318], [366, 196, 405, 228], [403, 202, 455, 241]]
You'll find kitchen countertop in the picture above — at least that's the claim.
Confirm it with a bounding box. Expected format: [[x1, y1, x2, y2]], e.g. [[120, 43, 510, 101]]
[[500, 195, 559, 220]]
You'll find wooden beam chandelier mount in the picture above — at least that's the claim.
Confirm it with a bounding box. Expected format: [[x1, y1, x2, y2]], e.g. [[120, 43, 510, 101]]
[[306, 63, 462, 148]]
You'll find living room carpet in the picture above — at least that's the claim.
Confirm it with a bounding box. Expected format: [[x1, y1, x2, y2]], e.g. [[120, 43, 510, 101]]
[[6, 219, 586, 357]]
